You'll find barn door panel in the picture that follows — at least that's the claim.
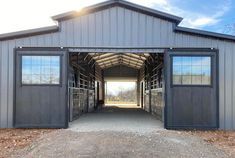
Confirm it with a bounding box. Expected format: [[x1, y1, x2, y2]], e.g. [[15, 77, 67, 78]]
[[164, 49, 218, 129], [14, 48, 68, 128]]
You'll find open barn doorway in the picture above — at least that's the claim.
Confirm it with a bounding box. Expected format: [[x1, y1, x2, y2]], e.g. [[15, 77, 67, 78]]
[[67, 51, 165, 126], [105, 81, 137, 107]]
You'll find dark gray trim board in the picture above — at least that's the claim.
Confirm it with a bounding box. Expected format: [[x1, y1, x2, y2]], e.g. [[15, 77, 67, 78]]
[[174, 26, 235, 42], [0, 26, 59, 41]]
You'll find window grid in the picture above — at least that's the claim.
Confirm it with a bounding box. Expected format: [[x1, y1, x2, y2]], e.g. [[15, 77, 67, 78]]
[[172, 56, 211, 85], [22, 56, 60, 85]]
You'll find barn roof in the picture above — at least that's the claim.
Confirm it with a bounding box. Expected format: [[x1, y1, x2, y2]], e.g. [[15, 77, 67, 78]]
[[0, 0, 235, 42], [51, 0, 183, 24]]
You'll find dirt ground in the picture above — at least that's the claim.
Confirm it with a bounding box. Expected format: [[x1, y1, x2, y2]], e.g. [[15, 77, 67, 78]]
[[0, 129, 234, 158], [0, 106, 234, 158], [0, 129, 53, 158], [187, 130, 235, 157], [8, 130, 230, 158]]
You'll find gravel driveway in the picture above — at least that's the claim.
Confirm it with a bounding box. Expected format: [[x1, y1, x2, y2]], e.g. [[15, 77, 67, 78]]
[[12, 106, 230, 158]]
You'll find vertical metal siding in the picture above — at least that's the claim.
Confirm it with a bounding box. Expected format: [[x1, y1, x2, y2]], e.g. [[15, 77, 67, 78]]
[[0, 6, 235, 129], [0, 42, 2, 126], [1, 41, 9, 127]]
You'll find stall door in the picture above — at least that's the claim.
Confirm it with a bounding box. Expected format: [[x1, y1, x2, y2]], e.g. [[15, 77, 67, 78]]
[[164, 49, 218, 129], [14, 49, 68, 128]]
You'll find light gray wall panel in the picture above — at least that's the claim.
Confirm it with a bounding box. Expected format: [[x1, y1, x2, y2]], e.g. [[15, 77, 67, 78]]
[[124, 9, 131, 46], [1, 41, 9, 127], [110, 7, 118, 46], [103, 9, 110, 46], [0, 42, 2, 126], [224, 42, 233, 129], [131, 11, 139, 46], [233, 44, 235, 129], [7, 40, 15, 127], [96, 11, 103, 46], [81, 16, 89, 46], [218, 41, 225, 129], [117, 7, 125, 46], [74, 17, 81, 46]]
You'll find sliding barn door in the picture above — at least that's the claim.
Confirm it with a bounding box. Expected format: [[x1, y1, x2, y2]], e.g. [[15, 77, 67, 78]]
[[14, 48, 68, 128], [164, 49, 218, 129]]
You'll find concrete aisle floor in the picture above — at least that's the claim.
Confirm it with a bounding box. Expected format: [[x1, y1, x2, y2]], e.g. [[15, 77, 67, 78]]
[[69, 105, 164, 133]]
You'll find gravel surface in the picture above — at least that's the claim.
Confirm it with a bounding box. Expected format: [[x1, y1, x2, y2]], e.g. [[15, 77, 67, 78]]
[[188, 130, 235, 157], [0, 129, 53, 158], [10, 106, 231, 158], [13, 130, 229, 158]]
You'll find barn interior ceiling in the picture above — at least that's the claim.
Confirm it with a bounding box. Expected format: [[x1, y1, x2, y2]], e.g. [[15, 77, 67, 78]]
[[89, 53, 150, 70]]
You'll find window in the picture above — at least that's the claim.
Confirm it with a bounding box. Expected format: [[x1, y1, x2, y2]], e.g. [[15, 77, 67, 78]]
[[22, 56, 60, 84], [172, 56, 211, 85]]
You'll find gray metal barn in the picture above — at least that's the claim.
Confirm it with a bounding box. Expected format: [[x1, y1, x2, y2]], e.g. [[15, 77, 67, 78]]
[[0, 0, 234, 129]]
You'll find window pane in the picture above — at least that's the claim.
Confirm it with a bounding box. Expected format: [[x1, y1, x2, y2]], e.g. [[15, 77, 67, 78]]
[[22, 75, 31, 84], [173, 65, 181, 75], [172, 55, 211, 85], [22, 55, 60, 84], [32, 75, 41, 84], [173, 57, 182, 66], [191, 57, 202, 66], [51, 57, 60, 66], [41, 56, 51, 66], [51, 75, 60, 84], [192, 66, 202, 84], [22, 56, 32, 65], [202, 57, 211, 66], [182, 66, 191, 75], [173, 75, 182, 84], [22, 65, 32, 75], [32, 65, 41, 75], [182, 57, 191, 66], [41, 75, 50, 84], [51, 66, 60, 75], [202, 66, 211, 85], [41, 66, 50, 75], [182, 75, 191, 84], [32, 56, 41, 65]]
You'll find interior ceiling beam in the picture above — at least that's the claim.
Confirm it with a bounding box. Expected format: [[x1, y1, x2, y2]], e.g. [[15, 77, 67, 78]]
[[95, 55, 119, 62], [92, 53, 116, 60], [99, 60, 121, 67], [122, 54, 145, 62], [101, 62, 140, 70], [126, 53, 147, 60], [99, 58, 141, 67], [121, 56, 144, 64], [100, 61, 141, 69], [100, 61, 120, 67], [120, 63, 141, 69], [100, 62, 120, 69], [96, 55, 144, 65], [98, 57, 121, 65], [95, 55, 120, 63], [122, 58, 143, 66], [122, 62, 141, 69]]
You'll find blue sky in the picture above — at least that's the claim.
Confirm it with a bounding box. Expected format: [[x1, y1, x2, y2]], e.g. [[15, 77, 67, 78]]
[[141, 0, 235, 34], [0, 0, 234, 35]]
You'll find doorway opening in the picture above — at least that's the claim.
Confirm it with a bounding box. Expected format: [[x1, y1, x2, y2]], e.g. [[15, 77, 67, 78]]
[[105, 81, 137, 106], [68, 51, 165, 124]]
